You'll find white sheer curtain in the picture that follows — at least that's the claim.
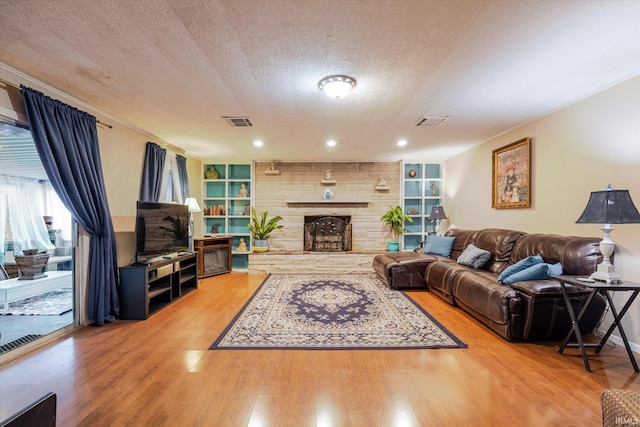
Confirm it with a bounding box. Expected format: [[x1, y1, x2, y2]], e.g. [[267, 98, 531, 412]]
[[159, 151, 184, 204], [0, 175, 55, 255], [44, 182, 72, 241]]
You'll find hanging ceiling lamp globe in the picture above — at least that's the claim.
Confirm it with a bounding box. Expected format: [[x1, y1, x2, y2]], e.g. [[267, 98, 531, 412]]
[[318, 75, 357, 99]]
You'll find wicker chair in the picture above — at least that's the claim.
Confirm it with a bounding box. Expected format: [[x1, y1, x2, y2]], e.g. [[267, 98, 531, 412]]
[[601, 389, 640, 427]]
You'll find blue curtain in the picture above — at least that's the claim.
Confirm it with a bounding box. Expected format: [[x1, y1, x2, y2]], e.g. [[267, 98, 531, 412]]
[[21, 85, 119, 325], [176, 154, 189, 200], [139, 142, 166, 202]]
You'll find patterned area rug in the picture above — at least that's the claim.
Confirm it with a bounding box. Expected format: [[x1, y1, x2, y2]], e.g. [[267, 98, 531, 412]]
[[210, 274, 466, 350], [2, 288, 73, 316]]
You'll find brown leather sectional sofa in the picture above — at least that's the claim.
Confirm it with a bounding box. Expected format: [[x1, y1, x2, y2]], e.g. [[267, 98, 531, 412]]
[[372, 228, 606, 341]]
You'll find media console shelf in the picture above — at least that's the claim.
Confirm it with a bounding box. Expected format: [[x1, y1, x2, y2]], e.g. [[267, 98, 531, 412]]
[[118, 253, 198, 320]]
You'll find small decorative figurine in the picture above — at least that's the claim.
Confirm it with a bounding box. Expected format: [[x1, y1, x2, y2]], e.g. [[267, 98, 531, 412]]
[[431, 182, 437, 196], [237, 238, 248, 252], [238, 183, 248, 197], [377, 177, 387, 186], [210, 223, 220, 235], [324, 169, 332, 180]]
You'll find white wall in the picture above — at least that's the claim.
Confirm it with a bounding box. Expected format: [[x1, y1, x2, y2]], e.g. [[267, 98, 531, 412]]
[[1, 65, 203, 267], [444, 75, 640, 348]]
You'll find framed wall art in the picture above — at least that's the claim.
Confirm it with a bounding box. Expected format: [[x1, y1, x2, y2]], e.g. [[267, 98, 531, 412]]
[[492, 137, 531, 209]]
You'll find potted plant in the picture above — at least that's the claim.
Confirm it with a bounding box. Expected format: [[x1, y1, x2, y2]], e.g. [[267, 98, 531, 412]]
[[247, 207, 284, 252], [380, 205, 412, 252]]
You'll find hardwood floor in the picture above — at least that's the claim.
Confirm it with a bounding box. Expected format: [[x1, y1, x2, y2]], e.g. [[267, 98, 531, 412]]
[[1, 272, 638, 426]]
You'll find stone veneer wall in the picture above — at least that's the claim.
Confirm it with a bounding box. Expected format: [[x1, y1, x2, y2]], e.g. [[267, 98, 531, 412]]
[[253, 161, 400, 253]]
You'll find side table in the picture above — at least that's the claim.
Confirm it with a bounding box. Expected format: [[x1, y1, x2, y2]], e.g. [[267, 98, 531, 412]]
[[552, 275, 640, 372]]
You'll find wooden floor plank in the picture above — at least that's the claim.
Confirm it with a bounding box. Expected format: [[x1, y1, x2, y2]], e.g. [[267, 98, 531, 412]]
[[0, 272, 638, 426]]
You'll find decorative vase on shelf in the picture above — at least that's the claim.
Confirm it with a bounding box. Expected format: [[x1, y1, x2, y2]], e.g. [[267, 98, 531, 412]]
[[205, 165, 220, 179]]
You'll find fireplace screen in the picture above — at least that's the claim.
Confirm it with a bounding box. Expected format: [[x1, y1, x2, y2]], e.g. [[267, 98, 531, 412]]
[[303, 216, 352, 252], [203, 248, 229, 276]]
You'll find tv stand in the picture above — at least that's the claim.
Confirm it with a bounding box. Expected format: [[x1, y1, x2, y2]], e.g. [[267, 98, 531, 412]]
[[118, 253, 198, 320]]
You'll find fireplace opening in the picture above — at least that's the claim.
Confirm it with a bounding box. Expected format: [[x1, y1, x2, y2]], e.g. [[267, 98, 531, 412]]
[[303, 216, 352, 252]]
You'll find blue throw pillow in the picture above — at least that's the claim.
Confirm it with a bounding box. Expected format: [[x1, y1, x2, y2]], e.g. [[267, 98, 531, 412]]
[[457, 243, 491, 269], [497, 254, 544, 283], [422, 235, 455, 257], [502, 262, 563, 285]]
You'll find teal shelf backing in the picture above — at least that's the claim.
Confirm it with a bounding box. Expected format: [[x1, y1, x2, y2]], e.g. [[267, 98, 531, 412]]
[[404, 235, 422, 251], [232, 253, 249, 270], [424, 199, 441, 216], [405, 219, 421, 233], [425, 164, 441, 179], [205, 182, 225, 198], [404, 181, 422, 198], [228, 164, 251, 180], [229, 217, 250, 234], [228, 199, 251, 216]]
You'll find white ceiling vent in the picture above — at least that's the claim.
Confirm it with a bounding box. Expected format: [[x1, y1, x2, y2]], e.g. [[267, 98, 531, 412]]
[[415, 116, 449, 127], [223, 116, 253, 127]]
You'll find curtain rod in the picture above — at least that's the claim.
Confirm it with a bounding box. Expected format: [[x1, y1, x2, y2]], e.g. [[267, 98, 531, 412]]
[[1, 78, 113, 129]]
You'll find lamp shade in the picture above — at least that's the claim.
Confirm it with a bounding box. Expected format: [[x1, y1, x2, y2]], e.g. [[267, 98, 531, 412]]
[[429, 205, 448, 221], [576, 185, 640, 224], [185, 197, 201, 213]]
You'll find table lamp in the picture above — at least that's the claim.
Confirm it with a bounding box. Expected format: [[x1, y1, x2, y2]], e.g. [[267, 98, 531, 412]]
[[429, 205, 448, 236], [576, 184, 640, 283], [185, 197, 201, 252]]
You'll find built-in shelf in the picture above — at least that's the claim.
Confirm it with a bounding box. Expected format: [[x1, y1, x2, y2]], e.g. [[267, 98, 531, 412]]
[[320, 179, 336, 185], [375, 185, 391, 191], [286, 200, 369, 207]]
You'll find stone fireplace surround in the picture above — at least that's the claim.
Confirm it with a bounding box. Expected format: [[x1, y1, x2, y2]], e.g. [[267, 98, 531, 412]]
[[249, 161, 400, 274]]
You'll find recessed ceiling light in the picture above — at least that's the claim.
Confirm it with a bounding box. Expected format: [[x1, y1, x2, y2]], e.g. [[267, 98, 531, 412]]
[[397, 139, 407, 147], [253, 140, 263, 147], [326, 140, 337, 147]]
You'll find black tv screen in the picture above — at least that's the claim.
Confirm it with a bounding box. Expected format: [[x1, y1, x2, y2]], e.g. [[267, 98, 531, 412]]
[[135, 201, 189, 261]]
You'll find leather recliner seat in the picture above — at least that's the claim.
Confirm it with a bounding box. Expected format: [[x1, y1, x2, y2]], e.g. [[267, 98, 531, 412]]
[[372, 228, 606, 342]]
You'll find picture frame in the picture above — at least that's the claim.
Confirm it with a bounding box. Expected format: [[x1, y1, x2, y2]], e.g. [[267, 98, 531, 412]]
[[492, 137, 531, 209]]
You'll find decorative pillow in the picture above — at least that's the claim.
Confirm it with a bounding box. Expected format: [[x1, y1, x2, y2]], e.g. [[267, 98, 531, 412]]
[[497, 254, 544, 283], [422, 235, 455, 257], [457, 243, 491, 269], [502, 262, 563, 285]]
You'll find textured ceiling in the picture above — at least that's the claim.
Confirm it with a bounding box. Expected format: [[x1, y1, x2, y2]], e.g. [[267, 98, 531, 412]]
[[0, 0, 639, 163]]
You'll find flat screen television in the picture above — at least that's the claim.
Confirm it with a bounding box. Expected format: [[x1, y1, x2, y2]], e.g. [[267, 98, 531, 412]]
[[135, 201, 189, 262]]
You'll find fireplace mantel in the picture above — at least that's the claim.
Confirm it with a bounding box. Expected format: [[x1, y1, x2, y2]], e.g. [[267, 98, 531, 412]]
[[286, 200, 369, 207]]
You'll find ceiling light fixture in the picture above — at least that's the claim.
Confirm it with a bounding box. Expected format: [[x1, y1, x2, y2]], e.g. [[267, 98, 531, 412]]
[[397, 139, 407, 147], [326, 139, 337, 147], [318, 75, 357, 99], [253, 140, 263, 147]]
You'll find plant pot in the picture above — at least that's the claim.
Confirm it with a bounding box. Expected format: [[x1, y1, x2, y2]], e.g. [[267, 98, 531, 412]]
[[387, 241, 399, 252], [15, 253, 50, 280], [253, 239, 269, 253]]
